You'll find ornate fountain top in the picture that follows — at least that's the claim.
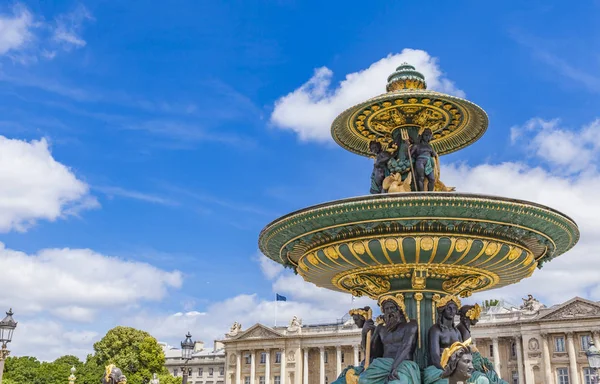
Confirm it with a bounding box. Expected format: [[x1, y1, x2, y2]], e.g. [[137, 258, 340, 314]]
[[331, 63, 488, 158], [386, 63, 427, 92]]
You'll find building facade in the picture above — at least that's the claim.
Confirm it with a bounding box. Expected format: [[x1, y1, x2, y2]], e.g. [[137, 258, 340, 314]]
[[163, 340, 226, 384], [166, 296, 600, 384], [471, 296, 600, 384], [220, 318, 362, 384]]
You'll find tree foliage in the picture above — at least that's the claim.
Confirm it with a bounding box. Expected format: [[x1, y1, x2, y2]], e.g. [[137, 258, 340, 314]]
[[482, 299, 500, 309], [2, 326, 180, 384]]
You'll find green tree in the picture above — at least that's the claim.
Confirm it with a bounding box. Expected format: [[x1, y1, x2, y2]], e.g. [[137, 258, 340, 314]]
[[91, 326, 171, 384], [3, 356, 41, 384], [482, 299, 499, 309], [37, 355, 84, 384]]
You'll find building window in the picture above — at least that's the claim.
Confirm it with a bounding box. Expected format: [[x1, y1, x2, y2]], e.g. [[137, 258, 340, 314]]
[[259, 376, 265, 384], [489, 344, 494, 357], [557, 368, 569, 384], [584, 367, 594, 384], [325, 376, 329, 384], [581, 335, 592, 351], [245, 354, 251, 364], [209, 368, 213, 377], [512, 371, 518, 384], [274, 376, 281, 384], [244, 377, 251, 384], [173, 369, 178, 376], [219, 367, 224, 376], [188, 368, 192, 376], [511, 342, 517, 358], [341, 353, 345, 363], [260, 352, 267, 364], [198, 368, 203, 376], [358, 351, 362, 361], [324, 351, 328, 363], [555, 337, 566, 353], [275, 352, 281, 364]]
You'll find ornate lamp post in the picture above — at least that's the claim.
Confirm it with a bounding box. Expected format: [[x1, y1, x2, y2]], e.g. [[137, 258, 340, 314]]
[[68, 366, 76, 384], [180, 332, 194, 384], [0, 309, 17, 384], [587, 341, 600, 383]]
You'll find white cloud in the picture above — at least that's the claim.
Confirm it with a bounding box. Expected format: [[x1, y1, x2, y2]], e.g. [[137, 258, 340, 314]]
[[510, 117, 600, 173], [254, 252, 284, 280], [0, 136, 98, 232], [0, 243, 183, 320], [441, 118, 600, 307], [0, 4, 33, 55], [270, 48, 464, 142], [0, 3, 91, 61]]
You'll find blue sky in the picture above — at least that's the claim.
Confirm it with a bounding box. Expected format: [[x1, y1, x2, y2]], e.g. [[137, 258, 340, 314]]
[[1, 1, 600, 360]]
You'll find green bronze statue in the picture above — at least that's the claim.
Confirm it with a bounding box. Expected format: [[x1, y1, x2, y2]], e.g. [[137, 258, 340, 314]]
[[358, 294, 421, 384]]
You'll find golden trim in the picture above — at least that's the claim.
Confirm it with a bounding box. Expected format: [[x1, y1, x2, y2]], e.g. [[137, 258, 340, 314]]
[[414, 292, 423, 348], [432, 294, 441, 324], [281, 215, 558, 266], [436, 295, 462, 309], [349, 307, 373, 320]]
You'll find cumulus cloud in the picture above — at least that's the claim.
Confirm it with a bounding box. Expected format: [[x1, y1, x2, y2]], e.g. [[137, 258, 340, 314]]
[[0, 3, 92, 62], [0, 243, 183, 320], [270, 48, 464, 142], [0, 136, 97, 232], [442, 118, 600, 306]]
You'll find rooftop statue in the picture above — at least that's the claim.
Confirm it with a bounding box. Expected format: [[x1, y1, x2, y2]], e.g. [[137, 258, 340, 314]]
[[287, 316, 302, 333], [357, 294, 421, 384], [520, 294, 545, 312], [226, 321, 242, 337]]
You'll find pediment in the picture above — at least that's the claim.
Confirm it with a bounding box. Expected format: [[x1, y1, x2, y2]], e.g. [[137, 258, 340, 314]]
[[233, 324, 284, 340], [538, 297, 600, 321]]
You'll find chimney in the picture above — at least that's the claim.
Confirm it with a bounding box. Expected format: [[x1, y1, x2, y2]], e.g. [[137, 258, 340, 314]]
[[214, 340, 224, 351], [194, 341, 204, 352]]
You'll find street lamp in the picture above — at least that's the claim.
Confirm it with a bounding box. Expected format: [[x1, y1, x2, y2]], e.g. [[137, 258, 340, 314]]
[[586, 341, 600, 383], [69, 366, 77, 384], [0, 309, 17, 384], [180, 332, 194, 384]]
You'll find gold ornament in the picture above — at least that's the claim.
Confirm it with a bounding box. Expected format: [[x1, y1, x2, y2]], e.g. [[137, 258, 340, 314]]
[[436, 295, 462, 309], [440, 338, 472, 369], [466, 303, 482, 320], [349, 307, 373, 320]]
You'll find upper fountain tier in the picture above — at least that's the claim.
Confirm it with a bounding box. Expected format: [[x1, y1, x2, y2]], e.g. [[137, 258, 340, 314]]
[[331, 63, 489, 157]]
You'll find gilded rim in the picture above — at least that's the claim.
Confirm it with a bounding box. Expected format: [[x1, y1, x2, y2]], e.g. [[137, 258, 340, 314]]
[[258, 193, 579, 295], [330, 90, 489, 157]]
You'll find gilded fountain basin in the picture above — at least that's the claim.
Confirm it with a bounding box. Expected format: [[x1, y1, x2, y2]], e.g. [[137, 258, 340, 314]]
[[258, 193, 579, 298]]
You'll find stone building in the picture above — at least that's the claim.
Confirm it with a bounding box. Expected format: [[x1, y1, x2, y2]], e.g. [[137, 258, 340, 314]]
[[163, 340, 226, 384], [471, 296, 600, 384], [220, 317, 362, 384], [165, 296, 600, 384]]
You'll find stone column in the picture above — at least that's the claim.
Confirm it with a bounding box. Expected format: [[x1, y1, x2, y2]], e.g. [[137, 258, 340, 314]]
[[353, 345, 359, 366], [336, 346, 342, 378], [280, 349, 286, 384], [492, 337, 501, 379], [567, 332, 580, 384], [265, 350, 270, 384], [541, 333, 553, 384], [250, 350, 256, 384], [319, 347, 326, 384], [303, 349, 309, 384], [514, 336, 525, 384], [236, 352, 242, 384]]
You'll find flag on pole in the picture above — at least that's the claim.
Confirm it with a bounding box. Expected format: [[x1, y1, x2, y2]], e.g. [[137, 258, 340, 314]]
[[276, 294, 287, 302]]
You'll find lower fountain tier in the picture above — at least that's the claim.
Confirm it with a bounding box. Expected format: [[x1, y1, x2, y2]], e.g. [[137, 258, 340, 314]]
[[259, 193, 579, 298]]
